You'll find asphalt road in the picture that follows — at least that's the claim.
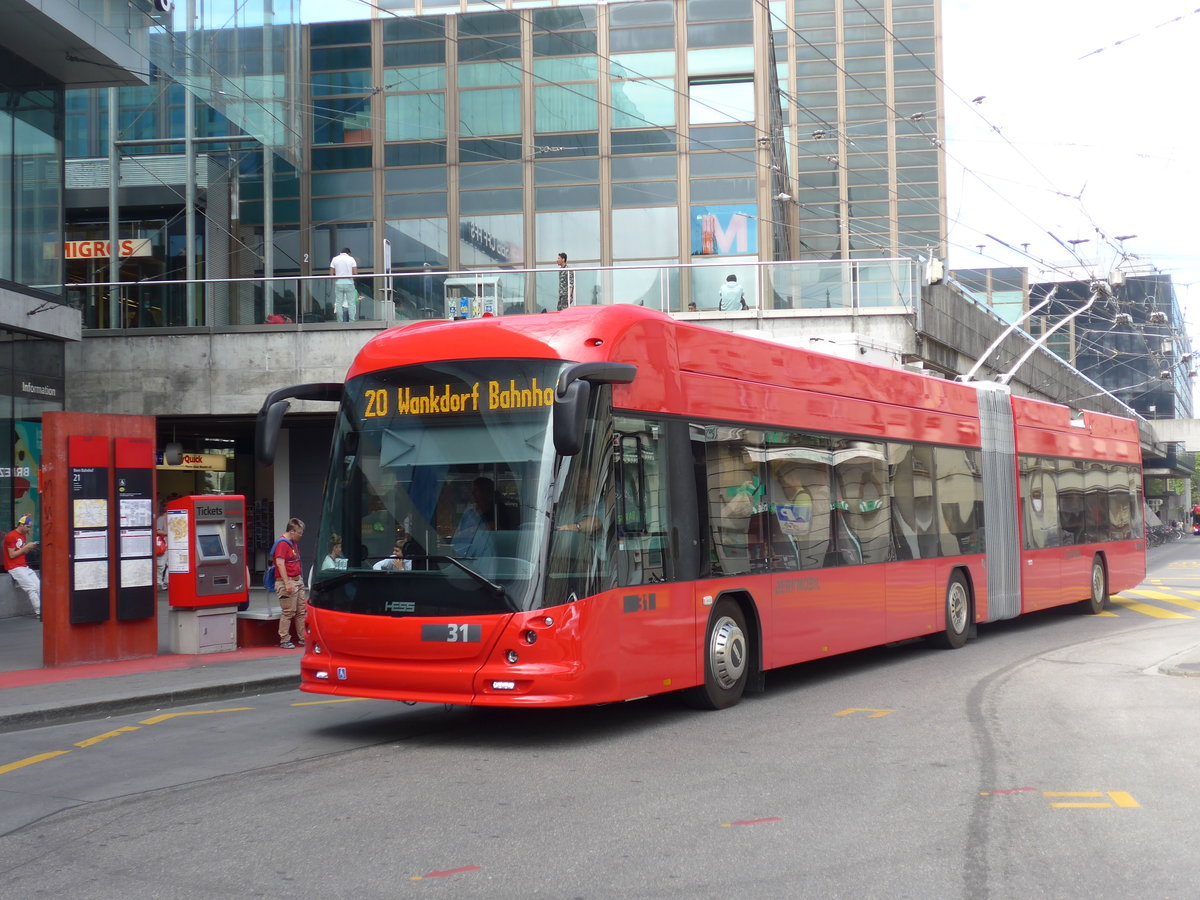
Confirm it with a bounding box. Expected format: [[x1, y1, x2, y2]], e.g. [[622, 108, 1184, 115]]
[[2, 544, 1199, 899]]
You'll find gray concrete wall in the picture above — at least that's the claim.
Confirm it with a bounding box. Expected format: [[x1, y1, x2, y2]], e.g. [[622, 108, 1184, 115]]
[[0, 573, 34, 619], [65, 325, 377, 417], [64, 301, 1136, 422]]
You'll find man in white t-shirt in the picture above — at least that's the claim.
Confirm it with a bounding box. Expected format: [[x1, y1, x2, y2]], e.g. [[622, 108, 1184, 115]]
[[718, 274, 745, 310], [330, 248, 358, 321]]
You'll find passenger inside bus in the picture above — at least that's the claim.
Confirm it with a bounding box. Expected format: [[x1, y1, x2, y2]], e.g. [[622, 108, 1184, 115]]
[[451, 475, 519, 557]]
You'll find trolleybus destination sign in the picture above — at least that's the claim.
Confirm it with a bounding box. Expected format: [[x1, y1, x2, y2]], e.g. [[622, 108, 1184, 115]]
[[362, 377, 555, 418]]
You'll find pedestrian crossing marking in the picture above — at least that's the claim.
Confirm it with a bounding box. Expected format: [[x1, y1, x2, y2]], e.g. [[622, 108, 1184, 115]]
[[1122, 590, 1200, 613], [1109, 595, 1192, 619]]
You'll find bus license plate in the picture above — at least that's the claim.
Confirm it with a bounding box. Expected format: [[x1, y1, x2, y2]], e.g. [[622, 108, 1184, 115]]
[[421, 623, 482, 643]]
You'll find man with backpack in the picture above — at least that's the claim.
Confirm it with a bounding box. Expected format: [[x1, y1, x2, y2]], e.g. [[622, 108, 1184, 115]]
[[269, 518, 307, 649]]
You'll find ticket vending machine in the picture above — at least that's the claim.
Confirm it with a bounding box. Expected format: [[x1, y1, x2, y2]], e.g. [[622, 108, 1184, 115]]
[[166, 495, 248, 653]]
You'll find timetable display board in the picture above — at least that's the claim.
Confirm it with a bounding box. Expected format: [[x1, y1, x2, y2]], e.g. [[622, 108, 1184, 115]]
[[115, 437, 155, 621], [68, 435, 111, 624]]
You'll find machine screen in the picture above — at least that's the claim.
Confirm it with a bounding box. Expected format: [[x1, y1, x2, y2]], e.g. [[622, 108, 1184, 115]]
[[197, 533, 227, 560]]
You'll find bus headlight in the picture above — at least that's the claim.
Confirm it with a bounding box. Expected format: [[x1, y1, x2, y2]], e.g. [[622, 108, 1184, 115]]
[[523, 630, 537, 644], [505, 649, 519, 664]]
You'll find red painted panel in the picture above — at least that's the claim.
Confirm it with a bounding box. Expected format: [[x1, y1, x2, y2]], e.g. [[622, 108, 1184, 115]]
[[44, 412, 158, 667], [114, 436, 155, 468], [1021, 550, 1061, 612], [68, 434, 110, 467], [885, 560, 939, 641]]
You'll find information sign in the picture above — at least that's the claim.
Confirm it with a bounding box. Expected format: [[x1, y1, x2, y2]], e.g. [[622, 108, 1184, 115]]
[[68, 435, 111, 624]]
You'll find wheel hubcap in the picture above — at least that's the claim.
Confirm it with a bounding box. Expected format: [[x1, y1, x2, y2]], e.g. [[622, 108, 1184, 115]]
[[948, 583, 968, 633], [710, 616, 747, 690], [1092, 564, 1104, 603]]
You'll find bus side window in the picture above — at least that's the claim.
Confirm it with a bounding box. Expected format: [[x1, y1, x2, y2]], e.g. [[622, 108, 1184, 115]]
[[833, 440, 889, 565], [769, 458, 831, 570], [934, 447, 984, 555], [612, 417, 668, 587], [889, 442, 938, 560], [701, 428, 766, 576]]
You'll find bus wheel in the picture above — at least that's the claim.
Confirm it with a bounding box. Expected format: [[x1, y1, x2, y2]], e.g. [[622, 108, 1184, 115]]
[[1076, 555, 1108, 614], [684, 601, 749, 710], [928, 572, 970, 650]]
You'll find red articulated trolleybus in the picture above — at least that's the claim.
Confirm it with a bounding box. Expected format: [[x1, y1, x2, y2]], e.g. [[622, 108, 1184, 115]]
[[256, 305, 1145, 710]]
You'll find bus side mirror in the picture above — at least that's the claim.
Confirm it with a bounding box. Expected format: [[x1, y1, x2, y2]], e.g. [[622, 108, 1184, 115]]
[[255, 382, 345, 466], [553, 379, 591, 457], [551, 362, 637, 457], [256, 400, 291, 466]]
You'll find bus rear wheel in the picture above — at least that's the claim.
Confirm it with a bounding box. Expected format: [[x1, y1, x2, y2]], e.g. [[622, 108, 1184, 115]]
[[684, 600, 749, 710], [927, 571, 970, 650], [1076, 555, 1108, 614]]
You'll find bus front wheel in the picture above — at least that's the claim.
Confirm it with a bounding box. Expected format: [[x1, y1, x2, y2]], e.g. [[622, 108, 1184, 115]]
[[928, 571, 970, 650], [684, 600, 749, 710], [1076, 555, 1108, 615]]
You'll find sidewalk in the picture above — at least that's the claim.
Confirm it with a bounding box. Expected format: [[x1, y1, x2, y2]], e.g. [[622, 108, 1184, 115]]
[[0, 589, 300, 733]]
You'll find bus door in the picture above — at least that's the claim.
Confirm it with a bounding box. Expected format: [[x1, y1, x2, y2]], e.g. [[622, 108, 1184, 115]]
[[763, 444, 887, 662], [1018, 457, 1061, 612], [884, 444, 940, 641]]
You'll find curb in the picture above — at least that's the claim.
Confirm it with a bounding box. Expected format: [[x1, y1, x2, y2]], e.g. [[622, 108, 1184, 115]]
[[1159, 665, 1200, 678], [0, 673, 299, 734]]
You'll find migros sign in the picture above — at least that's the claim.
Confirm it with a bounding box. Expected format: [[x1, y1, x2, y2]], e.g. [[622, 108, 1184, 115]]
[[64, 239, 152, 260]]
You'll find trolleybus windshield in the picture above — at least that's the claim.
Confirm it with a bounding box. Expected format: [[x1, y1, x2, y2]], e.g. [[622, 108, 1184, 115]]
[[312, 359, 575, 616]]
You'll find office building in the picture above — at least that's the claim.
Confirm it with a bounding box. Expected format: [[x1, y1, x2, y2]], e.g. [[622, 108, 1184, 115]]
[[57, 0, 947, 570]]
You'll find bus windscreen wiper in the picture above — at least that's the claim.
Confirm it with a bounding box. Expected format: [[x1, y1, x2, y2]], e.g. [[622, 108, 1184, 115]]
[[421, 555, 519, 611]]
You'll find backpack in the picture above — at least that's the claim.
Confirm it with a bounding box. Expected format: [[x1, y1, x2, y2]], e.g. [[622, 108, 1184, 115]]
[[264, 537, 295, 591]]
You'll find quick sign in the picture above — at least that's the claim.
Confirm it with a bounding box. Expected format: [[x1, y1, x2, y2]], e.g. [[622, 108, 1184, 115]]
[[65, 239, 152, 259], [156, 452, 228, 471]]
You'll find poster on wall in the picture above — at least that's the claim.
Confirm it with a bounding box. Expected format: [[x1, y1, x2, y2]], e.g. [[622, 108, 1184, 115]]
[[12, 420, 41, 532], [166, 508, 190, 574], [690, 204, 758, 256]]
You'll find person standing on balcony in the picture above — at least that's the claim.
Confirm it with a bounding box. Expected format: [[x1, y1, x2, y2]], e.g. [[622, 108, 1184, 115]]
[[557, 252, 575, 310], [330, 248, 359, 321]]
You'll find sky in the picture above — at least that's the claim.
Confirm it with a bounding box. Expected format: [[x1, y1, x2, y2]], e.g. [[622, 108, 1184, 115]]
[[941, 1, 1200, 322]]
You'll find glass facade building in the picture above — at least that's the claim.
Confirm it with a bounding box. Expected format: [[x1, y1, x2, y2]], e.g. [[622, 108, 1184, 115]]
[[64, 0, 945, 325], [0, 1, 152, 574]]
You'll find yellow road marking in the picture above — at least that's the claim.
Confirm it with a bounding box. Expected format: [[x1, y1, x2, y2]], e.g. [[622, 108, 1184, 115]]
[[75, 726, 140, 748], [1109, 596, 1192, 619], [291, 698, 366, 706], [1044, 791, 1139, 809], [1094, 610, 1118, 617], [0, 750, 71, 775], [834, 708, 895, 718], [1124, 590, 1200, 612], [4, 707, 258, 778], [139, 707, 253, 725]]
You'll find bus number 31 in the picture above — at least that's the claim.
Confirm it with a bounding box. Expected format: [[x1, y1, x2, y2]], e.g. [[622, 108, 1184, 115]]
[[422, 623, 481, 643]]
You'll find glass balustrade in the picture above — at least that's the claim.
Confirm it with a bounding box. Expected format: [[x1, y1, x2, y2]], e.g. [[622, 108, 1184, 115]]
[[63, 258, 917, 331]]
